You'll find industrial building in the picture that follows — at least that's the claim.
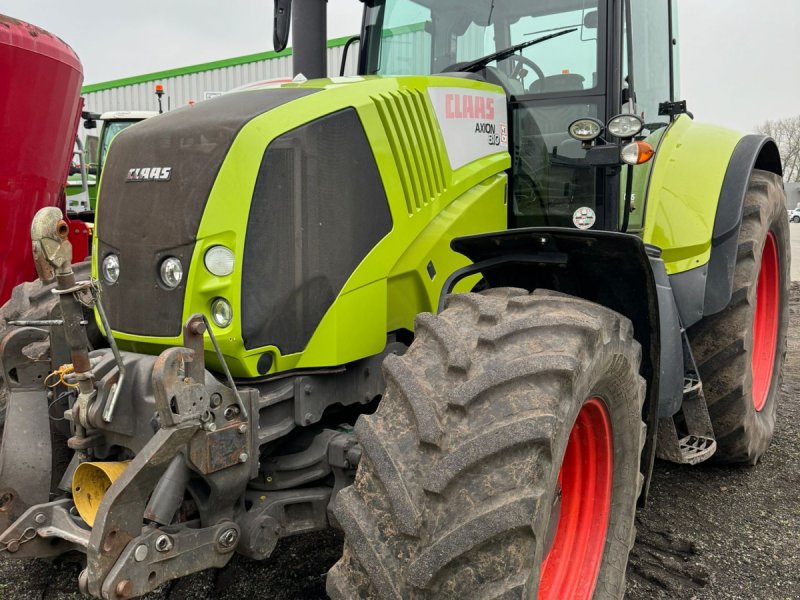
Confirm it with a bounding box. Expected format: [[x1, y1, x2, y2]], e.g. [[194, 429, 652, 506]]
[[79, 35, 360, 122]]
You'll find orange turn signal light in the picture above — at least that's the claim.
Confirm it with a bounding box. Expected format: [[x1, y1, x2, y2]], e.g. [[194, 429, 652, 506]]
[[621, 141, 655, 165], [635, 141, 655, 164]]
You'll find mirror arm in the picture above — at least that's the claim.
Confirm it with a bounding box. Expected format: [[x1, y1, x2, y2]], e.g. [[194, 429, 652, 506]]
[[339, 36, 361, 76]]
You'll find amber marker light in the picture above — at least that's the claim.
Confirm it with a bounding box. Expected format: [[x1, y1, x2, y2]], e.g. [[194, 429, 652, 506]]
[[621, 141, 655, 165]]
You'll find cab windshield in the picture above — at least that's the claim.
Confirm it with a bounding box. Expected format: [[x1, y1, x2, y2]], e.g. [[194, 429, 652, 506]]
[[362, 0, 602, 97], [99, 120, 140, 167]]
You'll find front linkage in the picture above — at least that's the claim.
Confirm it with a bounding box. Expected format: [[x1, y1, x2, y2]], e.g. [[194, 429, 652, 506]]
[[0, 208, 376, 599]]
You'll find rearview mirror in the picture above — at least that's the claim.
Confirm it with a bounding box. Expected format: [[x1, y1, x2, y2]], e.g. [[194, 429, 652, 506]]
[[82, 110, 100, 130], [274, 0, 292, 52], [583, 10, 599, 29]]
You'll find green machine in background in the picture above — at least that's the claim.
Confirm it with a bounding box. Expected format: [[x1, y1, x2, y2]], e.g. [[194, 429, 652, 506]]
[[66, 110, 157, 216], [0, 1, 789, 598]]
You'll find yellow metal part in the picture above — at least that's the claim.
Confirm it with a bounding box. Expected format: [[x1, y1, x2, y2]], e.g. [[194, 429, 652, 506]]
[[72, 461, 129, 527], [641, 115, 742, 274]]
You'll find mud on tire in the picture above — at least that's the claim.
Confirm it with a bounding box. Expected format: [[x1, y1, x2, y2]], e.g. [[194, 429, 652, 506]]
[[327, 288, 647, 599], [688, 170, 790, 464]]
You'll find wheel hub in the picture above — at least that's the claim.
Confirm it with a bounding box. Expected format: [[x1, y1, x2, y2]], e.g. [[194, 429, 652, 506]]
[[752, 231, 780, 412], [538, 397, 613, 600]]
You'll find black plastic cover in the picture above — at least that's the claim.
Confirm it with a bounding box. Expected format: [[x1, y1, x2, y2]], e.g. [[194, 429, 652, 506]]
[[705, 135, 782, 316], [242, 108, 392, 354]]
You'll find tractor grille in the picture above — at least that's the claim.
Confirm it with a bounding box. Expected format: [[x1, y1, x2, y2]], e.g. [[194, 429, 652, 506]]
[[241, 108, 392, 354], [96, 88, 318, 337], [372, 89, 447, 215]]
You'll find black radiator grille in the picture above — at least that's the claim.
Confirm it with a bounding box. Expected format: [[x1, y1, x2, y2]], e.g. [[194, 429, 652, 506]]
[[242, 108, 392, 354]]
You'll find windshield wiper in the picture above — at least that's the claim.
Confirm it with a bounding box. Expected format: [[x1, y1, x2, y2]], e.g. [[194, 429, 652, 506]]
[[456, 28, 578, 73]]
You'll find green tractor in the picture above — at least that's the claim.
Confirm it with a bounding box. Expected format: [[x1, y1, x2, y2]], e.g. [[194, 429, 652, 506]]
[[66, 110, 158, 216], [0, 0, 789, 598]]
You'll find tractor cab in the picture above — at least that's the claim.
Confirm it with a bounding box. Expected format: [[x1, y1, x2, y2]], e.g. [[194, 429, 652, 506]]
[[358, 0, 679, 231]]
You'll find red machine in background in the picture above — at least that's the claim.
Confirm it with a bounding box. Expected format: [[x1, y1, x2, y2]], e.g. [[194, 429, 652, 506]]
[[0, 14, 86, 304]]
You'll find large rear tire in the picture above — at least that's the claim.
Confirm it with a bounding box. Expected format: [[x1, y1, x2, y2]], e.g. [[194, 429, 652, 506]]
[[688, 170, 790, 464], [327, 288, 646, 599], [0, 260, 97, 427]]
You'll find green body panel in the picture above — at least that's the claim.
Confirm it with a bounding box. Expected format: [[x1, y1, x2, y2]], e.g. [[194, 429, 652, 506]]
[[98, 76, 509, 377], [92, 76, 746, 378], [640, 115, 742, 275], [621, 127, 667, 233]]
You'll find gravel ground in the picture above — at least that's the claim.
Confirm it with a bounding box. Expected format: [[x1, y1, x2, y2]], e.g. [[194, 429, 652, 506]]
[[1, 288, 799, 599]]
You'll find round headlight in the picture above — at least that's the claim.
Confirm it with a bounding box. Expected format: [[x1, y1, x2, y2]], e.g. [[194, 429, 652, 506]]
[[607, 114, 644, 139], [159, 257, 183, 289], [211, 298, 233, 328], [204, 246, 235, 277], [568, 118, 604, 142], [102, 254, 120, 284]]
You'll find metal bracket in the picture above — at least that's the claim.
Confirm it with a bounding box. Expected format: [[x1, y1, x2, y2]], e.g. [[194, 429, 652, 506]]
[[85, 424, 198, 598], [0, 499, 89, 559], [100, 521, 239, 600], [239, 488, 330, 561], [656, 329, 717, 465], [188, 422, 250, 475], [658, 99, 690, 118], [152, 347, 209, 427]]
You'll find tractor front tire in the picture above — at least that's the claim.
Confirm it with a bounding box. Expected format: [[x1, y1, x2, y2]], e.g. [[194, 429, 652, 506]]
[[327, 288, 646, 599], [688, 169, 790, 464]]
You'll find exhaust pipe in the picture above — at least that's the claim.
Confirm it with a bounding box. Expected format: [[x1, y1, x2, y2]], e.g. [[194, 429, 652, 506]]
[[292, 0, 327, 79]]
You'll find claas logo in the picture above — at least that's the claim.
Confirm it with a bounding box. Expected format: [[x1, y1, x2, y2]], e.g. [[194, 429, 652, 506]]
[[444, 93, 495, 121], [126, 167, 172, 182]]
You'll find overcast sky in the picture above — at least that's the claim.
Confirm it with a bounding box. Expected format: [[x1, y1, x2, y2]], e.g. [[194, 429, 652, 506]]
[[5, 1, 798, 132]]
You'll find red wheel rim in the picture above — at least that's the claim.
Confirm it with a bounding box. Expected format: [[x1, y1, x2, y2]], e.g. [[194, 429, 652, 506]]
[[538, 397, 613, 600], [752, 231, 780, 412]]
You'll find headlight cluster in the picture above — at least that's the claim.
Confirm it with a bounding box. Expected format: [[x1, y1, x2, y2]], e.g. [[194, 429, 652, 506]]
[[103, 246, 236, 328], [567, 113, 654, 166], [568, 113, 645, 143], [205, 246, 235, 327]]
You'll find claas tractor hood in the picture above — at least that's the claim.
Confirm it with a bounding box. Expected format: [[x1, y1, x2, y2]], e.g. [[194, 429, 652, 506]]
[[95, 87, 320, 340], [93, 77, 511, 379]]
